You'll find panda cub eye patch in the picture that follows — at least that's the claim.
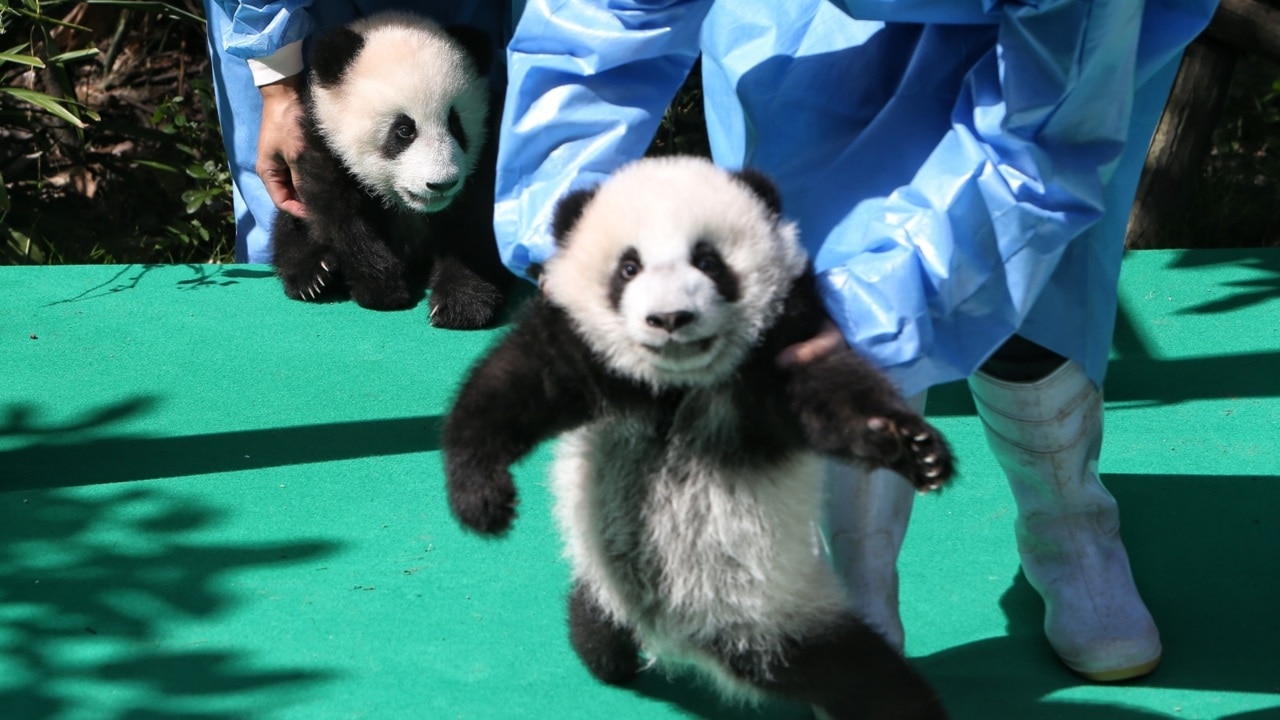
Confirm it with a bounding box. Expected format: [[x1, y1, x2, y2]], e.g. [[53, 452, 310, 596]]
[[381, 113, 417, 158], [608, 247, 643, 310], [448, 107, 468, 152], [691, 241, 725, 275], [617, 249, 642, 280], [692, 240, 740, 302]]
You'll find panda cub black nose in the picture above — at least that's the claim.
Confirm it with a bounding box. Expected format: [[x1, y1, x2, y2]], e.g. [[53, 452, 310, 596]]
[[646, 311, 696, 332], [427, 178, 460, 194]]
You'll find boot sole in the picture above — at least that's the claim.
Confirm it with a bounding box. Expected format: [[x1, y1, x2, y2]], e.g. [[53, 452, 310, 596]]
[[1066, 653, 1161, 683]]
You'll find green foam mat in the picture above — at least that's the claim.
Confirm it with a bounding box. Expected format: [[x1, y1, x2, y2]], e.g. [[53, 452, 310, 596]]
[[1, 251, 1277, 719]]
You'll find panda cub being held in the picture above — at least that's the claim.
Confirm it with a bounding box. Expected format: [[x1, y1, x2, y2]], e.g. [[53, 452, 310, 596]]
[[443, 157, 954, 719], [271, 11, 509, 328]]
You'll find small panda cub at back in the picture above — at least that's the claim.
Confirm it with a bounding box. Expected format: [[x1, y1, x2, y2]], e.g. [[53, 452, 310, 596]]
[[443, 156, 953, 719], [271, 11, 509, 329]]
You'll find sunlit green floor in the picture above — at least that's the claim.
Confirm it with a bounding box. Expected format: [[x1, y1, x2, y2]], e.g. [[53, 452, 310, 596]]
[[2, 250, 1278, 720]]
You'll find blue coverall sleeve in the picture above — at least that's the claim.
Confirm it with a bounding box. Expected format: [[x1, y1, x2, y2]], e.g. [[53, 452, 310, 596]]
[[211, 0, 315, 60], [494, 0, 712, 279], [815, 1, 1212, 395]]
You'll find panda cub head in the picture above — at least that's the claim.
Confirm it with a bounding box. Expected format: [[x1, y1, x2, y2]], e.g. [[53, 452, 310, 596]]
[[308, 11, 490, 213], [541, 156, 809, 389]]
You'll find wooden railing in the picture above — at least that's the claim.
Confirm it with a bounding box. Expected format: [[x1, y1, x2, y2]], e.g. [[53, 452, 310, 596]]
[[1127, 0, 1280, 248]]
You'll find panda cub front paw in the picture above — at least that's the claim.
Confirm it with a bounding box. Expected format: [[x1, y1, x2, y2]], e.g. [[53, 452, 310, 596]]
[[447, 468, 518, 535], [429, 283, 504, 329], [864, 414, 955, 492], [281, 253, 340, 303]]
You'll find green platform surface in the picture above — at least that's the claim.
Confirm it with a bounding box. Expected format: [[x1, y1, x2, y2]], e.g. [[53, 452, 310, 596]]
[[1, 250, 1277, 720]]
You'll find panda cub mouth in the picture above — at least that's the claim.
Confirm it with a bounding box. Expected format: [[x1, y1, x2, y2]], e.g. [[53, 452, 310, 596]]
[[643, 336, 718, 363], [403, 191, 455, 213]]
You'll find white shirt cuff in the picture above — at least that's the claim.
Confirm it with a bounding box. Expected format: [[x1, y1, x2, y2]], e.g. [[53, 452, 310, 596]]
[[247, 41, 305, 86]]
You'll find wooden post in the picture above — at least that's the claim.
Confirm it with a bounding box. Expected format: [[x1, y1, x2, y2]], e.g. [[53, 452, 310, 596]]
[[1126, 37, 1237, 249], [1126, 0, 1280, 249], [1208, 0, 1280, 64]]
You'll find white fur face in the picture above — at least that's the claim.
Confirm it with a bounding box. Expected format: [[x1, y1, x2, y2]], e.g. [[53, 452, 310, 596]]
[[541, 157, 808, 389], [311, 13, 488, 213]]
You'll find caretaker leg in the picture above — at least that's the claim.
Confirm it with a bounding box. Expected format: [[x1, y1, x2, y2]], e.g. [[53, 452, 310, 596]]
[[970, 335, 1160, 681], [824, 392, 926, 654], [732, 614, 946, 720], [567, 582, 641, 685]]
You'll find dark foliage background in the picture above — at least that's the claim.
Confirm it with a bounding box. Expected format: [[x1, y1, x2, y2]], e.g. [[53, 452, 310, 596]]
[[2, 0, 232, 264], [0, 2, 1276, 266]]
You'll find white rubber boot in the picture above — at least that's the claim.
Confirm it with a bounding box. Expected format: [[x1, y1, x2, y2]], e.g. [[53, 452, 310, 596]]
[[822, 392, 925, 655], [969, 361, 1161, 681]]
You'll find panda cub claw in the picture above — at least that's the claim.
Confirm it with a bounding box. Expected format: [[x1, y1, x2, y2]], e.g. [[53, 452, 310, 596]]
[[282, 255, 340, 303], [864, 414, 955, 492], [429, 286, 503, 329], [300, 260, 335, 302]]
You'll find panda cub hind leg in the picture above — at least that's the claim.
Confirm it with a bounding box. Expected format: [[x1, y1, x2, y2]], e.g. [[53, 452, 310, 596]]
[[427, 255, 506, 329], [567, 582, 642, 685], [729, 613, 947, 720], [343, 257, 414, 311]]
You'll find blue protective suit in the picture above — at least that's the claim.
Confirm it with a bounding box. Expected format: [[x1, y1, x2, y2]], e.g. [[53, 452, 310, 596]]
[[202, 0, 520, 262], [494, 0, 1217, 396]]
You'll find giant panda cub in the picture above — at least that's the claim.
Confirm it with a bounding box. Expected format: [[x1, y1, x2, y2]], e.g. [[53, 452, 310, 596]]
[[271, 11, 509, 329], [443, 156, 953, 719]]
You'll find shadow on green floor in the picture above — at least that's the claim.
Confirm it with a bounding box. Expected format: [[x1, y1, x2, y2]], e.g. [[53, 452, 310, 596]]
[[0, 486, 339, 719], [1, 397, 444, 492], [1162, 249, 1280, 316]]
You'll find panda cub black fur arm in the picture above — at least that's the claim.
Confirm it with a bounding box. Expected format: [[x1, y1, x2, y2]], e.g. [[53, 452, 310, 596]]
[[746, 268, 953, 490], [443, 299, 650, 534], [783, 347, 952, 490], [737, 266, 957, 489]]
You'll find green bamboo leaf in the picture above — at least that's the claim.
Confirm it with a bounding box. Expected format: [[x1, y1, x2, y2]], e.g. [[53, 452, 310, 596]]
[[134, 159, 181, 173], [47, 48, 101, 64], [0, 170, 9, 213], [0, 51, 44, 68], [12, 8, 92, 32], [6, 229, 44, 263], [0, 87, 88, 128]]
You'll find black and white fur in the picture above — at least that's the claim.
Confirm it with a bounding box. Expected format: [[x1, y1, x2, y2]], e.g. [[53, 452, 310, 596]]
[[272, 11, 509, 328], [443, 157, 954, 719]]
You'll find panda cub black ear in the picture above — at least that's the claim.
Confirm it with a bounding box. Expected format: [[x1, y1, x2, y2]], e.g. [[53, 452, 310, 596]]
[[310, 26, 365, 87], [732, 167, 783, 221], [550, 187, 600, 247], [445, 25, 494, 77]]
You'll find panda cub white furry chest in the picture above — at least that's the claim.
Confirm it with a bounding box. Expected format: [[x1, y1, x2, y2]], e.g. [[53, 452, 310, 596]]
[[271, 11, 509, 329], [443, 156, 953, 719]]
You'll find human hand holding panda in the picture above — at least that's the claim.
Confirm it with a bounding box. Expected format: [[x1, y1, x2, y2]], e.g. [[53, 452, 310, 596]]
[[256, 74, 308, 220], [270, 11, 510, 329], [443, 157, 952, 719]]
